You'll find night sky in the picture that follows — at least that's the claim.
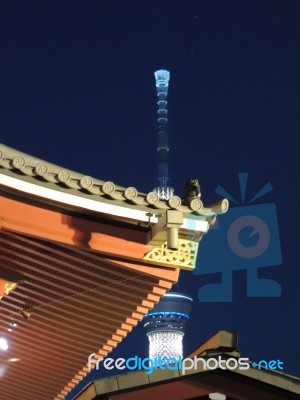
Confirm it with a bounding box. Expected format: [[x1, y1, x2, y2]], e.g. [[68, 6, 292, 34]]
[[0, 1, 299, 397]]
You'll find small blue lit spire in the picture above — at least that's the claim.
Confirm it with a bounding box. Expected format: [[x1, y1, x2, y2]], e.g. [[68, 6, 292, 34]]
[[153, 69, 174, 200]]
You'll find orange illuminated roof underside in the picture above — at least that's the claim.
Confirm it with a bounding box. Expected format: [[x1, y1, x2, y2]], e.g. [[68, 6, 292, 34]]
[[0, 195, 179, 400]]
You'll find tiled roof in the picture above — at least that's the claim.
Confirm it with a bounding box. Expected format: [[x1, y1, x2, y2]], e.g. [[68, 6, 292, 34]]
[[0, 144, 183, 399], [0, 144, 228, 219], [0, 143, 229, 400]]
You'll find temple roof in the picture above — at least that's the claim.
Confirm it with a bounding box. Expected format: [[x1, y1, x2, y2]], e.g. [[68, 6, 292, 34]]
[[0, 144, 228, 400], [0, 144, 228, 223]]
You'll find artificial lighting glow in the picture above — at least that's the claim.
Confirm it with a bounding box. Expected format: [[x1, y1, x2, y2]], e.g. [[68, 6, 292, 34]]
[[164, 293, 193, 301], [146, 311, 189, 319], [0, 364, 7, 378], [0, 174, 159, 224], [7, 358, 20, 362], [148, 331, 183, 360], [0, 338, 8, 351], [209, 393, 227, 400], [10, 322, 18, 328]]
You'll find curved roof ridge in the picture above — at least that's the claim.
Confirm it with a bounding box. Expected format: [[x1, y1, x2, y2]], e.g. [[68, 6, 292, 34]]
[[0, 143, 229, 218]]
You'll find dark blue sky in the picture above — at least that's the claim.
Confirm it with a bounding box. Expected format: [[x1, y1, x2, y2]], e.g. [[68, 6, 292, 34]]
[[0, 1, 299, 397]]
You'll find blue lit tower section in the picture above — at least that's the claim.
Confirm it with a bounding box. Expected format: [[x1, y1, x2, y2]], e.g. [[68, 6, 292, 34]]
[[143, 292, 193, 360], [153, 69, 174, 200]]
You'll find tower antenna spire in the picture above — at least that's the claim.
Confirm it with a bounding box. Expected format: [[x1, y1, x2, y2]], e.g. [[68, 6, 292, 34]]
[[153, 69, 174, 200]]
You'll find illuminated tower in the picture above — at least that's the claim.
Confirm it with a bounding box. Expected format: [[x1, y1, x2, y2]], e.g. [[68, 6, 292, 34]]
[[143, 292, 193, 360], [153, 69, 174, 200]]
